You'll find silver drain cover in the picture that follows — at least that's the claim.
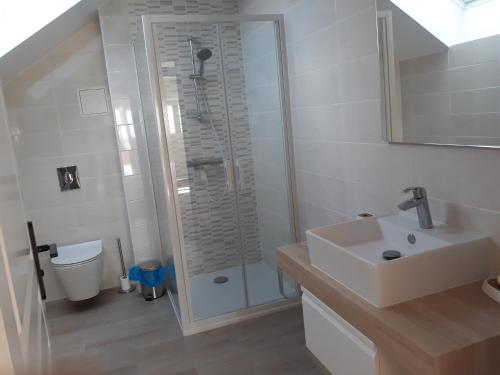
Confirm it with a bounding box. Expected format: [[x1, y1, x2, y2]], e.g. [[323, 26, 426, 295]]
[[214, 276, 229, 284], [382, 250, 402, 261]]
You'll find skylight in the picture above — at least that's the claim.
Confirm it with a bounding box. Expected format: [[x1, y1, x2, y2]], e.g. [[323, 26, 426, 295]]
[[390, 0, 500, 46], [460, 0, 489, 6], [0, 0, 80, 58]]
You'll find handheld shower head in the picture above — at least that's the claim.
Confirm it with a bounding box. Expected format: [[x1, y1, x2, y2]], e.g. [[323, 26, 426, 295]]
[[197, 48, 212, 61], [196, 48, 212, 76]]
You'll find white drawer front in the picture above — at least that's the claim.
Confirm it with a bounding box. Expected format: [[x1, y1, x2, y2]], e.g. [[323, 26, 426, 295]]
[[302, 289, 378, 375]]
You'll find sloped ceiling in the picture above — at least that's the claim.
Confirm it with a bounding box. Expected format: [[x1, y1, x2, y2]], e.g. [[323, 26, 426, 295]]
[[0, 0, 105, 86]]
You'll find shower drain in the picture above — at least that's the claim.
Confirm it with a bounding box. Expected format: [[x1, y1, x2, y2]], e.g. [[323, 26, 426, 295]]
[[382, 250, 402, 261], [214, 276, 229, 284]]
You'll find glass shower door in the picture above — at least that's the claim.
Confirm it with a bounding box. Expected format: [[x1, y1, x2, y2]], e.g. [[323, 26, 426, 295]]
[[220, 21, 296, 306], [152, 22, 248, 321], [149, 17, 296, 323]]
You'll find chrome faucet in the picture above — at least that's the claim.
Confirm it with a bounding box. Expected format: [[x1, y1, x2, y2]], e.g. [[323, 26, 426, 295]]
[[398, 187, 433, 229]]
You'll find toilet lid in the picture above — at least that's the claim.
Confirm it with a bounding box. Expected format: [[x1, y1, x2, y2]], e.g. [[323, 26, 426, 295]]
[[51, 240, 102, 266]]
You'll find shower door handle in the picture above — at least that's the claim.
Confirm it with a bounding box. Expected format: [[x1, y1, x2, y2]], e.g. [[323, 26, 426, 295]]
[[235, 159, 246, 191], [224, 160, 235, 192], [277, 268, 287, 299]]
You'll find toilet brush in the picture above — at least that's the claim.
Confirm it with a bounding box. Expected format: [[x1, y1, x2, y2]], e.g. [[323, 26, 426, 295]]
[[117, 238, 136, 293]]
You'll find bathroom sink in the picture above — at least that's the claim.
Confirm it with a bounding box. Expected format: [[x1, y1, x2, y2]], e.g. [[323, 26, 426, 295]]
[[306, 213, 493, 307]]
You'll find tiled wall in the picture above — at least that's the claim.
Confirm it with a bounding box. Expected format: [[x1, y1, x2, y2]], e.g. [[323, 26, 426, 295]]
[[400, 34, 500, 145], [100, 9, 163, 265], [239, 0, 500, 268], [240, 22, 294, 269], [3, 21, 133, 301], [100, 0, 270, 276], [134, 37, 174, 267], [100, 0, 242, 268], [151, 23, 263, 276]]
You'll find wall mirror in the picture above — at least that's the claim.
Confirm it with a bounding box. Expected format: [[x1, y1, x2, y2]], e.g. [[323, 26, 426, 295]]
[[376, 0, 500, 148]]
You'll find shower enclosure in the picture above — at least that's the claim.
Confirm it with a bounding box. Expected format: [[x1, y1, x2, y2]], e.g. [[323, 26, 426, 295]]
[[141, 15, 297, 332]]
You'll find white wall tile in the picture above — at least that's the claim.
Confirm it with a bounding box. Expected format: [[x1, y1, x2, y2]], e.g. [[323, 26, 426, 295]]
[[52, 51, 108, 80], [3, 20, 132, 301], [104, 44, 136, 74], [285, 0, 337, 43], [57, 104, 114, 131], [8, 107, 59, 134], [239, 0, 500, 255], [292, 105, 345, 142], [64, 151, 121, 179], [116, 124, 138, 150], [287, 25, 338, 77], [61, 126, 117, 154], [12, 132, 63, 160], [335, 0, 374, 20], [120, 150, 141, 176], [340, 100, 383, 143], [17, 157, 65, 184], [290, 65, 340, 108], [20, 180, 72, 210], [70, 174, 124, 204], [99, 16, 132, 45], [338, 53, 380, 102], [52, 78, 108, 107], [337, 7, 378, 62], [5, 80, 54, 109], [123, 175, 145, 201]]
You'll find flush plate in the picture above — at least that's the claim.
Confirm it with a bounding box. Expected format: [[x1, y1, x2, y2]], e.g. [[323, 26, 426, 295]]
[[57, 166, 81, 191]]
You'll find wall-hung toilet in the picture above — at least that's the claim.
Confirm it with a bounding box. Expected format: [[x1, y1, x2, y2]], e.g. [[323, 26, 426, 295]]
[[51, 240, 103, 301]]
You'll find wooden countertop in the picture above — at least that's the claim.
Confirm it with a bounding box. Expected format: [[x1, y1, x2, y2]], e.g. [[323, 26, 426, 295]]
[[277, 243, 500, 375]]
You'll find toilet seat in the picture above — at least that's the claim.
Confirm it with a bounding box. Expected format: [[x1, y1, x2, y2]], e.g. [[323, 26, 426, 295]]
[[52, 255, 101, 268], [51, 240, 102, 267], [51, 240, 104, 301]]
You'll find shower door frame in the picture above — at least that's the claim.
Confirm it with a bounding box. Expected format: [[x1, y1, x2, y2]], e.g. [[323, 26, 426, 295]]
[[142, 14, 300, 335]]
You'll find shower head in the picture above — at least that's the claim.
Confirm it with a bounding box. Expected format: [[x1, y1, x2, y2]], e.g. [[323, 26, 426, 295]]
[[197, 48, 212, 61], [195, 48, 212, 77]]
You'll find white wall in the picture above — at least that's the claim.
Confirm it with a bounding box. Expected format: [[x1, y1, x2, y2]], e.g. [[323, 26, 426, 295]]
[[3, 20, 133, 301], [238, 0, 500, 267]]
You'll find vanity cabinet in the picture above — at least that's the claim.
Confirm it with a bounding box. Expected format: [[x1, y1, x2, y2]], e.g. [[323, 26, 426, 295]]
[[302, 288, 378, 375], [281, 243, 500, 375]]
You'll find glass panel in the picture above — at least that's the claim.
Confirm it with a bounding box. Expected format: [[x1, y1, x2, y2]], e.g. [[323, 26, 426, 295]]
[[151, 19, 297, 322], [234, 21, 297, 305], [134, 37, 181, 315], [153, 22, 247, 321]]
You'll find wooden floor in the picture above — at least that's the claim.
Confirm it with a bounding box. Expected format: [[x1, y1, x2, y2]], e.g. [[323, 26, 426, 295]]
[[46, 289, 323, 375]]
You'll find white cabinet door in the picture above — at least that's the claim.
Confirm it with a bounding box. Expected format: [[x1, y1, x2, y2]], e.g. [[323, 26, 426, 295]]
[[302, 289, 378, 375]]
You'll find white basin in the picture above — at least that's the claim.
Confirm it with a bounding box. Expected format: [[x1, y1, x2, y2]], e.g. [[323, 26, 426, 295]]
[[306, 213, 494, 307]]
